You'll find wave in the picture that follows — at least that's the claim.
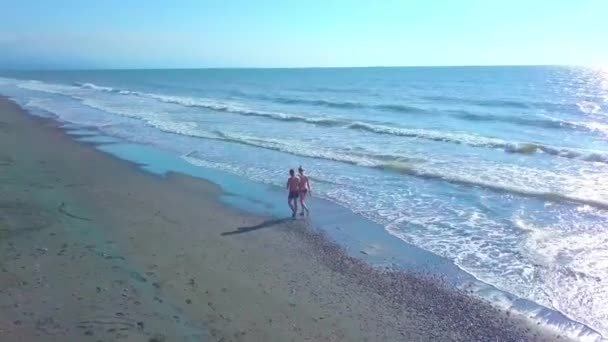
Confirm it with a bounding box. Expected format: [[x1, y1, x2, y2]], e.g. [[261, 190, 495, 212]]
[[291, 86, 367, 94], [422, 95, 582, 112], [374, 103, 427, 114], [583, 121, 608, 137], [348, 122, 608, 164], [74, 82, 116, 92], [12, 82, 608, 210], [270, 96, 363, 109], [183, 131, 382, 167], [212, 131, 387, 166], [423, 95, 531, 109], [141, 88, 608, 138], [503, 144, 608, 163], [577, 101, 602, 115], [16, 79, 605, 125], [126, 86, 608, 135], [370, 162, 608, 210], [582, 153, 608, 164], [75, 94, 608, 167], [180, 131, 608, 210], [32, 81, 347, 127], [66, 82, 376, 113], [69, 82, 608, 137], [192, 133, 598, 208], [71, 83, 349, 126], [20, 79, 604, 130], [451, 110, 584, 130], [269, 96, 429, 114], [266, 93, 597, 131], [148, 94, 350, 127], [348, 122, 506, 146], [473, 99, 530, 109], [14, 78, 608, 165], [12, 79, 588, 122], [268, 95, 428, 113]]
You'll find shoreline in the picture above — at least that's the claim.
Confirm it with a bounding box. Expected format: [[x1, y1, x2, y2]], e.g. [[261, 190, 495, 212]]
[[0, 96, 573, 341]]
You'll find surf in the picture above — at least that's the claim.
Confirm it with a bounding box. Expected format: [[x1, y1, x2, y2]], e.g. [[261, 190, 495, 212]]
[[13, 77, 608, 167]]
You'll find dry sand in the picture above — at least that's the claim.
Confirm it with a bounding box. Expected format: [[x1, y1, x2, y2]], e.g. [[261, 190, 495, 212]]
[[0, 97, 567, 341]]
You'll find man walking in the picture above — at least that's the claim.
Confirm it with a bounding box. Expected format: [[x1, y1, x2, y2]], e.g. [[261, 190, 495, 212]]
[[286, 169, 299, 218]]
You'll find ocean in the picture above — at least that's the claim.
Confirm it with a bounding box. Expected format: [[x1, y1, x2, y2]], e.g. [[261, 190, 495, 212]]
[[1, 66, 607, 339]]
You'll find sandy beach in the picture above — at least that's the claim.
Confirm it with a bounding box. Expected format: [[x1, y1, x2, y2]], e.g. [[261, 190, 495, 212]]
[[0, 95, 568, 341]]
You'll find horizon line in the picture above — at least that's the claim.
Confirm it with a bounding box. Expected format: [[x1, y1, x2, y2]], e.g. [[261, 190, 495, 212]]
[[0, 63, 593, 72]]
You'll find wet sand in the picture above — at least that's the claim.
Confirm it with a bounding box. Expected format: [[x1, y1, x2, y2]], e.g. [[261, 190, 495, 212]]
[[0, 96, 567, 341]]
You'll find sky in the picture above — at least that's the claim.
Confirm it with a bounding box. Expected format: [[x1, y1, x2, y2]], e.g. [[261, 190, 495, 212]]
[[0, 0, 607, 69]]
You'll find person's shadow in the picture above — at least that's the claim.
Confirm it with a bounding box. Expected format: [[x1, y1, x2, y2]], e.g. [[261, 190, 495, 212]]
[[221, 218, 292, 236]]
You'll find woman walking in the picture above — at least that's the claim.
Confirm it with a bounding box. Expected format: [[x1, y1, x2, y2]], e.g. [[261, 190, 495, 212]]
[[298, 166, 311, 216]]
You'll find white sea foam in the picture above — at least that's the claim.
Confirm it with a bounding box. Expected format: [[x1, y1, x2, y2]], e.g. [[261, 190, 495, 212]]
[[178, 129, 608, 210], [76, 82, 115, 92], [12, 77, 608, 165], [578, 101, 603, 115], [583, 121, 608, 137], [10, 78, 608, 209], [520, 217, 608, 339], [16, 83, 608, 211], [17, 79, 79, 95]]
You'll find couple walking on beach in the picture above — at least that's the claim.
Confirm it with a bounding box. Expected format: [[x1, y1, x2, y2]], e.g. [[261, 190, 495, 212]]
[[287, 166, 311, 218]]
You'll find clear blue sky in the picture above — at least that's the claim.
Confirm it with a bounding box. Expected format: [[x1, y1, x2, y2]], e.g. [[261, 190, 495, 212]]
[[0, 0, 606, 69]]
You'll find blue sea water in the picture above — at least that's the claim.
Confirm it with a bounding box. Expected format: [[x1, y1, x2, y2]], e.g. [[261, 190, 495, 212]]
[[1, 66, 607, 338]]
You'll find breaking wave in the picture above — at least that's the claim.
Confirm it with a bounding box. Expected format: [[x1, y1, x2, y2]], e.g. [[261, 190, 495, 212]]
[[267, 95, 428, 113], [74, 82, 116, 92], [15, 79, 608, 165], [347, 122, 608, 164], [179, 131, 608, 210], [422, 95, 582, 112]]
